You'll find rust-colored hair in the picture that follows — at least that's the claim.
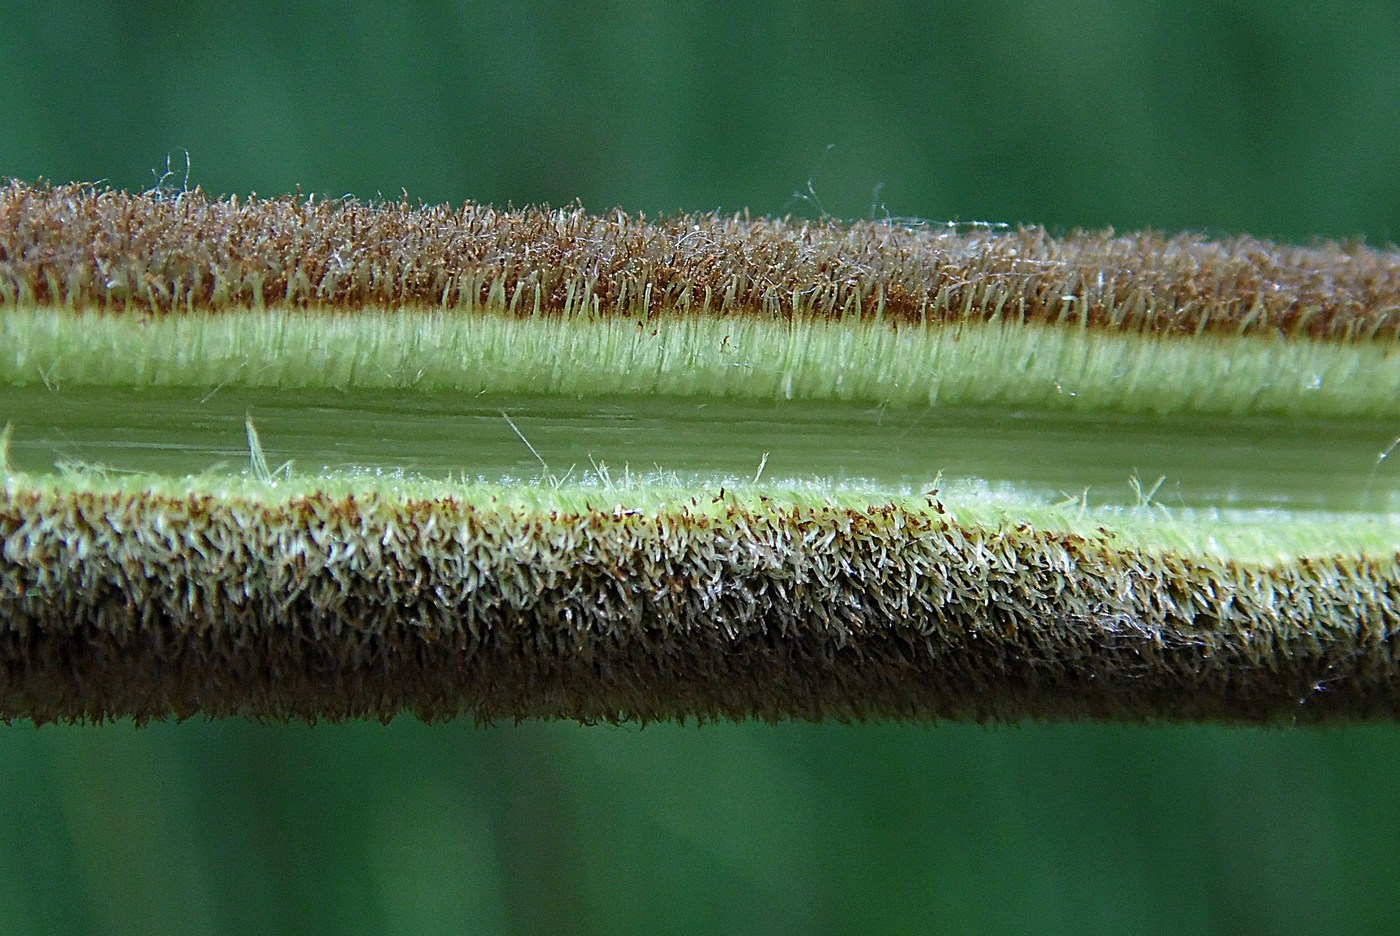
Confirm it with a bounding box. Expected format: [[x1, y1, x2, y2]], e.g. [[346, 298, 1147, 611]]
[[2, 181, 1397, 339]]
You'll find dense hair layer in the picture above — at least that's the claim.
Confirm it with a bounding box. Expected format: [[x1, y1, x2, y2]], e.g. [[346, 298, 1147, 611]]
[[2, 181, 1398, 340], [2, 487, 1395, 724]]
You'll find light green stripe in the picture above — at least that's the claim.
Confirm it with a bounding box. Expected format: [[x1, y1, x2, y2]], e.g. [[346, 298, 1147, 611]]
[[3, 306, 1397, 418]]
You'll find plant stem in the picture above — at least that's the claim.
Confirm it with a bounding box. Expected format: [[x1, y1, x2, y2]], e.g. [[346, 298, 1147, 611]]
[[0, 182, 1397, 724]]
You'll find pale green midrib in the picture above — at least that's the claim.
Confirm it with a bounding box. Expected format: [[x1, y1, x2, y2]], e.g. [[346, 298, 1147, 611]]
[[2, 305, 1398, 419], [2, 303, 1397, 562]]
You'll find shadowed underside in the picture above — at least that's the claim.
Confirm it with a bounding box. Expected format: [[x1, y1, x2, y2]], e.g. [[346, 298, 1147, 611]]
[[1, 181, 1399, 724], [2, 488, 1396, 725]]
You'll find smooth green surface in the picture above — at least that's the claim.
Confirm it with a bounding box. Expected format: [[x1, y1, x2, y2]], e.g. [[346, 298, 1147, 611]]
[[5, 307, 1398, 419], [3, 384, 1397, 512], [7, 3, 1400, 934]]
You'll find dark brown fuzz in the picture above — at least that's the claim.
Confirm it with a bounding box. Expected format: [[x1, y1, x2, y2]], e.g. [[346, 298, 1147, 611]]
[[1, 488, 1395, 725]]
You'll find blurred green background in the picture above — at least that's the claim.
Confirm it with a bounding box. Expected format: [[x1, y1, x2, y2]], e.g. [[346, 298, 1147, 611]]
[[3, 2, 1400, 933]]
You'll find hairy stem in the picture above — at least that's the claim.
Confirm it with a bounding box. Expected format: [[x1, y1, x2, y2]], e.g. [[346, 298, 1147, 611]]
[[0, 182, 1397, 724]]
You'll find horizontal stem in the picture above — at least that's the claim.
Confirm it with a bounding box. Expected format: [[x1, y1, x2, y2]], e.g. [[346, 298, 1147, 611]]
[[2, 183, 1399, 724]]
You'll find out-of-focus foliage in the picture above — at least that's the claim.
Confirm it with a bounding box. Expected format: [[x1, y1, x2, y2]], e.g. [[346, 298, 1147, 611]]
[[6, 720, 1400, 935], [3, 1, 1397, 242], [2, 2, 1400, 934]]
